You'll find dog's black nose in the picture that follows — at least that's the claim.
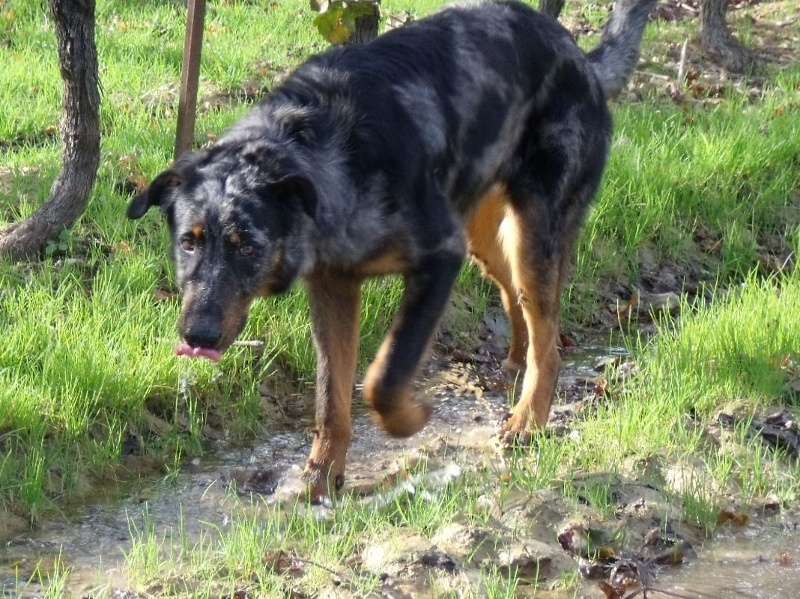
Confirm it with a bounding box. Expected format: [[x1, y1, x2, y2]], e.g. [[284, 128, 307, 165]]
[[182, 320, 223, 349]]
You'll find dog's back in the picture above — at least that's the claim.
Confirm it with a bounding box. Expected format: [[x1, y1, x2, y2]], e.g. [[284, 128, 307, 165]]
[[259, 2, 608, 216], [238, 0, 653, 224]]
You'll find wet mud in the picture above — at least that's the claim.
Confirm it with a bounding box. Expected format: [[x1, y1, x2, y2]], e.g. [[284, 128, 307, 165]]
[[0, 313, 621, 597], [3, 309, 800, 598]]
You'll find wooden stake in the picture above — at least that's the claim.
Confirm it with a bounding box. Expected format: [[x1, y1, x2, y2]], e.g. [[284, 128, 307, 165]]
[[174, 0, 206, 161]]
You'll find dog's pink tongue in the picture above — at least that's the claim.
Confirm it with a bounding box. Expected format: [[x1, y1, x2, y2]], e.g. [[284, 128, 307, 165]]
[[175, 342, 222, 362]]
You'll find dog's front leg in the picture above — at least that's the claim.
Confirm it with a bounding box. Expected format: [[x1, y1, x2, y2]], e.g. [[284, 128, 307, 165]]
[[304, 273, 362, 501], [364, 251, 463, 437]]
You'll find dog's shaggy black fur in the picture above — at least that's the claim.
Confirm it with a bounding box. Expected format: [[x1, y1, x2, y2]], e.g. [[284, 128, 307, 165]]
[[129, 0, 656, 500]]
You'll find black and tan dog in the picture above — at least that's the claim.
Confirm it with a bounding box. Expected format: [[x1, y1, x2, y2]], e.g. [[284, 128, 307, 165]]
[[128, 0, 656, 500]]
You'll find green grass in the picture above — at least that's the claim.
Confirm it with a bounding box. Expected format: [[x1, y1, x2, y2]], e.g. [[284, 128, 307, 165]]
[[570, 72, 800, 322], [574, 269, 800, 526], [2, 0, 800, 595]]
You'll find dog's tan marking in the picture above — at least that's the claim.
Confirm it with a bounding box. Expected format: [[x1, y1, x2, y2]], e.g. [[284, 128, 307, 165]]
[[253, 246, 289, 296], [466, 185, 528, 371], [355, 251, 410, 277], [499, 207, 563, 432]]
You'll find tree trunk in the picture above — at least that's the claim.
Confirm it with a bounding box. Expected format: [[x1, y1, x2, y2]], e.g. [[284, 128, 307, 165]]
[[700, 0, 756, 72], [0, 0, 101, 260], [539, 0, 565, 20]]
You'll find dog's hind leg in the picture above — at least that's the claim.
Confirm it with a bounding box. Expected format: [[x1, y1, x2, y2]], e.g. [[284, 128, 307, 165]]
[[466, 186, 528, 372], [363, 246, 464, 438], [498, 203, 566, 435], [305, 273, 362, 500]]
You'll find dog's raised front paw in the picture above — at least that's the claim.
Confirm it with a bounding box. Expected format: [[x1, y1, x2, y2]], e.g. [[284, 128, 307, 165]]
[[372, 396, 432, 438]]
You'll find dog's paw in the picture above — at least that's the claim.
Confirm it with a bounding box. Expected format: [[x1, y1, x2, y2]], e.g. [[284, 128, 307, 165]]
[[303, 459, 346, 504], [498, 426, 534, 447], [497, 411, 539, 447], [373, 396, 432, 438], [501, 357, 526, 373], [498, 412, 566, 448]]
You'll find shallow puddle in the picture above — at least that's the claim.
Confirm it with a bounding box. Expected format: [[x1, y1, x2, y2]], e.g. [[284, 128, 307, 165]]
[[0, 352, 511, 596], [649, 520, 800, 599], [572, 517, 800, 599], [0, 338, 599, 596], [5, 337, 800, 598]]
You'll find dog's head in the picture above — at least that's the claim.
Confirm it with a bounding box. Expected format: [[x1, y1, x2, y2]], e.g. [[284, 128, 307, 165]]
[[128, 140, 326, 361]]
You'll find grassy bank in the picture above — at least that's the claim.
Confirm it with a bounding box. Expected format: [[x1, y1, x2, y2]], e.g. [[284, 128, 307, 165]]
[[1, 0, 800, 595]]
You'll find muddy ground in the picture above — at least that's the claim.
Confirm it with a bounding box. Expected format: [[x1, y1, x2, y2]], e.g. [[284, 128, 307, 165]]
[[0, 318, 689, 599], [5, 294, 799, 599]]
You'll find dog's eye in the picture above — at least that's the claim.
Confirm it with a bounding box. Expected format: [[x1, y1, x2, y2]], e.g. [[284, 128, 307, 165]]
[[181, 238, 196, 253], [240, 245, 255, 257]]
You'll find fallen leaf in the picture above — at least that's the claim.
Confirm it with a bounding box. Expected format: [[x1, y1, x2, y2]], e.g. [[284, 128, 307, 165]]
[[653, 549, 685, 565], [598, 581, 622, 599], [596, 545, 616, 560], [262, 550, 304, 575], [716, 506, 748, 526], [153, 288, 176, 302], [112, 241, 132, 255]]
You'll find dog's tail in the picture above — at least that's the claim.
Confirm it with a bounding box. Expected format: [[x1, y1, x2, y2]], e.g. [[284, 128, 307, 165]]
[[587, 0, 658, 98]]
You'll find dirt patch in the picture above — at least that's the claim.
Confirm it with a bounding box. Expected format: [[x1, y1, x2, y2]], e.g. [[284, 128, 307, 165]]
[[138, 318, 710, 597], [608, 0, 799, 105], [0, 319, 693, 598]]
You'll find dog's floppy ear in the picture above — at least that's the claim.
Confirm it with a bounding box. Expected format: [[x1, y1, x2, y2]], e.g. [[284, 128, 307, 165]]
[[273, 172, 342, 235], [242, 142, 337, 235], [127, 170, 183, 220]]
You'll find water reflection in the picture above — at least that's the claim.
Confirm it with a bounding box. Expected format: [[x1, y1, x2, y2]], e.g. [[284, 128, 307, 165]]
[[652, 519, 800, 599]]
